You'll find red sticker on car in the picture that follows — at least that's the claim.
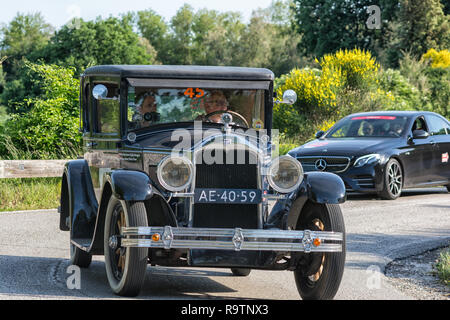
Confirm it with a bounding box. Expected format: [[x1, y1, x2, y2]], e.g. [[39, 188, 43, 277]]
[[351, 116, 397, 120], [443, 152, 449, 163], [304, 141, 329, 148]]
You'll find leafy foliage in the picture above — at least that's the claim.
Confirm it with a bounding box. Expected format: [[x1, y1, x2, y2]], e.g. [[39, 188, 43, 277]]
[[0, 13, 53, 77], [385, 0, 450, 67], [292, 0, 401, 58], [274, 49, 398, 139], [38, 17, 154, 74], [0, 62, 81, 159]]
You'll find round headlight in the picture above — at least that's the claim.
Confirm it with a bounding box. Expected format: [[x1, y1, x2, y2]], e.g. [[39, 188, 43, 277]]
[[157, 156, 193, 192], [267, 156, 304, 193]]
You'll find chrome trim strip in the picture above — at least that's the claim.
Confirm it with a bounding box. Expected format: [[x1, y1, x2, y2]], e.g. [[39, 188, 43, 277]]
[[296, 156, 351, 173], [120, 226, 343, 253]]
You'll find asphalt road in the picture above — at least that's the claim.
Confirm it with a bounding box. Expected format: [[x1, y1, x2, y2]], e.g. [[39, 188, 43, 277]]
[[0, 188, 449, 300]]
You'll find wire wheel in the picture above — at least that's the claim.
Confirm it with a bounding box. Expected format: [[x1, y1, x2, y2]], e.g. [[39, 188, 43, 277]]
[[294, 202, 346, 300], [109, 204, 127, 281], [104, 196, 148, 297], [306, 219, 325, 283]]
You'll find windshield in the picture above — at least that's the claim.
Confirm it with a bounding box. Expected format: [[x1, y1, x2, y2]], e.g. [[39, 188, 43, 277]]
[[326, 115, 409, 138], [127, 87, 265, 131]]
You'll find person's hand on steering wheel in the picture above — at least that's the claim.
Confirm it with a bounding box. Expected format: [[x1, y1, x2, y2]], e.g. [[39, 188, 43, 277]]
[[203, 110, 249, 128]]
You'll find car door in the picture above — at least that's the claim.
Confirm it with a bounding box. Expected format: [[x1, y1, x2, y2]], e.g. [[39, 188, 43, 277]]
[[425, 114, 450, 183], [86, 80, 122, 201], [406, 116, 435, 185]]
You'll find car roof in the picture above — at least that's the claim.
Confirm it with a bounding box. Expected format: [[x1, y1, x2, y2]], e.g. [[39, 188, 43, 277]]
[[346, 110, 443, 118], [82, 65, 275, 81]]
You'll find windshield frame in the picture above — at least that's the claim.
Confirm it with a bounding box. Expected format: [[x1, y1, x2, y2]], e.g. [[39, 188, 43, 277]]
[[123, 78, 271, 134]]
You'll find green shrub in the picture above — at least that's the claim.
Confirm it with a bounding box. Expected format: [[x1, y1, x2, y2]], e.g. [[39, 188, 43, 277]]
[[435, 248, 450, 285], [0, 62, 81, 159], [377, 69, 421, 110], [425, 67, 449, 118]]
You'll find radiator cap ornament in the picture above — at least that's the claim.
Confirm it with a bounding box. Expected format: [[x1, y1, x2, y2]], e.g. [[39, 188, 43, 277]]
[[221, 113, 233, 134]]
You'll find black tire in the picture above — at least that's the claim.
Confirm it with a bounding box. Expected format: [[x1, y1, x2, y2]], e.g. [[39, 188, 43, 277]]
[[104, 196, 148, 297], [294, 202, 346, 300], [446, 185, 450, 192], [230, 268, 251, 277], [379, 158, 403, 200], [70, 243, 92, 268]]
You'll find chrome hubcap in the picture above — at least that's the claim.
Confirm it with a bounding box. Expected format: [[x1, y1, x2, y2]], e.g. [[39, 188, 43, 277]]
[[388, 163, 402, 196]]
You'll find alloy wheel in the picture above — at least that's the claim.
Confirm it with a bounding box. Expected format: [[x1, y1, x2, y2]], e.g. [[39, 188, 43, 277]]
[[387, 162, 402, 197]]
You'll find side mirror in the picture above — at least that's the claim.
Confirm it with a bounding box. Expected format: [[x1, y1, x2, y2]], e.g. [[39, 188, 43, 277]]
[[92, 84, 108, 100], [412, 129, 429, 139], [274, 89, 297, 105], [315, 130, 325, 139]]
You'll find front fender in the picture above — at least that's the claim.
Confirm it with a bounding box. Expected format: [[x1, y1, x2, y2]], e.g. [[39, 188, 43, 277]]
[[303, 172, 346, 204], [63, 160, 98, 238], [268, 172, 346, 229], [105, 170, 153, 201]]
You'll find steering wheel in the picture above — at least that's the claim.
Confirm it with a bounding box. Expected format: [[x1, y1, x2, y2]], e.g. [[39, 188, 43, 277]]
[[203, 110, 249, 128], [387, 130, 401, 137]]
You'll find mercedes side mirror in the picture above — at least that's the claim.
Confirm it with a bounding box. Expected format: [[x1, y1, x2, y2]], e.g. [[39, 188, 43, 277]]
[[315, 130, 325, 139], [412, 129, 429, 139]]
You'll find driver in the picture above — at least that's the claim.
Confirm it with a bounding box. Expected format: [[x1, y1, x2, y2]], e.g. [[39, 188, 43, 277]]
[[198, 90, 229, 123], [361, 122, 374, 136]]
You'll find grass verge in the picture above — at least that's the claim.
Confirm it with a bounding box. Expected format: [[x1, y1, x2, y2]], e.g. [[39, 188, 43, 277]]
[[0, 177, 61, 212], [435, 248, 450, 286]]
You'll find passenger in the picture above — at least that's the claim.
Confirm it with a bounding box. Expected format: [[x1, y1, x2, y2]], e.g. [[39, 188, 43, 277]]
[[133, 92, 159, 128]]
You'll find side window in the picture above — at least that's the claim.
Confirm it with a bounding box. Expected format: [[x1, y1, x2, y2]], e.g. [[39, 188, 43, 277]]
[[93, 83, 120, 133], [411, 117, 428, 133], [427, 115, 449, 135]]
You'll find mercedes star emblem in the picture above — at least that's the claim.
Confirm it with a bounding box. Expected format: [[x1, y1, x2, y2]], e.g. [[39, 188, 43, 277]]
[[315, 158, 327, 171]]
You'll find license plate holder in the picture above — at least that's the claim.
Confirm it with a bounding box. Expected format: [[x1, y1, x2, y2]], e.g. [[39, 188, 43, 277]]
[[194, 188, 262, 204]]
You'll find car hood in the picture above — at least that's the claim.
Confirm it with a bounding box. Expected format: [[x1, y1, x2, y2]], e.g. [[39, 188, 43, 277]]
[[288, 137, 401, 157]]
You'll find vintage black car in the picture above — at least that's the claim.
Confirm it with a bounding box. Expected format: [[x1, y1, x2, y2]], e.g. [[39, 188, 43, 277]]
[[59, 65, 346, 299], [289, 111, 450, 200]]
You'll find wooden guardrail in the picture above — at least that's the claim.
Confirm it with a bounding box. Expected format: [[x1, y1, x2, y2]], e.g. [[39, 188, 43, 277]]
[[0, 160, 67, 178]]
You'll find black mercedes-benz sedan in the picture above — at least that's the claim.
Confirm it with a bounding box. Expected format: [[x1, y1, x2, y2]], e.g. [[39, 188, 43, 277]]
[[288, 111, 450, 199]]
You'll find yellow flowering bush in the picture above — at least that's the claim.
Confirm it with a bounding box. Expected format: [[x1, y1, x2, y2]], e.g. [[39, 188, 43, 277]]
[[275, 67, 342, 118], [422, 49, 450, 69], [274, 48, 383, 137], [319, 48, 380, 89]]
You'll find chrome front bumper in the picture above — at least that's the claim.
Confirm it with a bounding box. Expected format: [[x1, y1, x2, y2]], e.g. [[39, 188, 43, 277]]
[[118, 226, 344, 253]]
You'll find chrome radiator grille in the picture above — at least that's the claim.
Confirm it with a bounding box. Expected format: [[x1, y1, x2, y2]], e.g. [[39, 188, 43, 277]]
[[193, 148, 259, 229], [296, 156, 350, 173]]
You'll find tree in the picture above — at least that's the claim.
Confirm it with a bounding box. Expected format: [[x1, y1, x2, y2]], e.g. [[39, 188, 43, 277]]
[[442, 0, 450, 14], [164, 4, 195, 65], [386, 0, 450, 66], [0, 13, 53, 78], [292, 0, 401, 58], [135, 9, 169, 63], [38, 17, 155, 74]]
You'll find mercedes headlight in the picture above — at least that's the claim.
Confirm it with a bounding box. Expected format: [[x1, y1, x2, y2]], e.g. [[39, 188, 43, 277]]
[[267, 156, 304, 193], [157, 156, 194, 192], [353, 154, 381, 167]]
